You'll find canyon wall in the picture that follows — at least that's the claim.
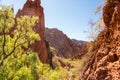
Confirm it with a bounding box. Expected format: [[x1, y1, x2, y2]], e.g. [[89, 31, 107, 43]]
[[81, 0, 120, 80], [45, 28, 87, 58]]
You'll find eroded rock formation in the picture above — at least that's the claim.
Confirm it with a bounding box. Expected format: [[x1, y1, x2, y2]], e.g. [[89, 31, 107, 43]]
[[45, 28, 87, 58], [81, 0, 120, 80], [16, 0, 51, 64]]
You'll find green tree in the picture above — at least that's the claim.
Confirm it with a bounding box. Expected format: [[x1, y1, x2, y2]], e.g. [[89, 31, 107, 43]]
[[0, 6, 40, 67], [0, 6, 68, 80], [0, 6, 40, 80]]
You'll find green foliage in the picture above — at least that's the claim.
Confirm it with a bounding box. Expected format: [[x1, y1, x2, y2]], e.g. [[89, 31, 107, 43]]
[[0, 6, 40, 66], [0, 6, 68, 80], [38, 65, 66, 80], [50, 46, 55, 53], [0, 53, 67, 80]]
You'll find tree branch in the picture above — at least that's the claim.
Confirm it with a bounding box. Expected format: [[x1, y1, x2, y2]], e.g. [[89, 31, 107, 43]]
[[0, 33, 31, 67], [0, 32, 21, 67], [2, 19, 7, 56]]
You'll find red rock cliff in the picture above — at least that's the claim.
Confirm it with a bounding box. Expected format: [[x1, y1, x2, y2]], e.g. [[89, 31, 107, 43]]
[[81, 0, 120, 80], [16, 0, 50, 64]]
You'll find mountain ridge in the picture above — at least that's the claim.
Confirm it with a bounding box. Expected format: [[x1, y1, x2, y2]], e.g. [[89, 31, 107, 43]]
[[45, 28, 87, 58]]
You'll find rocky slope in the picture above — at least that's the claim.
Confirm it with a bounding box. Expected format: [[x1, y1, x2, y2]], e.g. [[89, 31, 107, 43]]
[[16, 0, 52, 65], [81, 0, 120, 80], [71, 39, 86, 46], [45, 28, 87, 58]]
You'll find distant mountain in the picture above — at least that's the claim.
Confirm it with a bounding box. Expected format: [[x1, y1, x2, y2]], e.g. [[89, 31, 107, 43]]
[[71, 39, 87, 46], [45, 28, 87, 58]]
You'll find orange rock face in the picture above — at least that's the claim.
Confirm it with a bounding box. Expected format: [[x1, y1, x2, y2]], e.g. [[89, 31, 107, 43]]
[[81, 0, 120, 80], [16, 0, 50, 64]]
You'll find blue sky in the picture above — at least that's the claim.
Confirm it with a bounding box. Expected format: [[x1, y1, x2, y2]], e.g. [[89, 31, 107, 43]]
[[0, 0, 101, 41]]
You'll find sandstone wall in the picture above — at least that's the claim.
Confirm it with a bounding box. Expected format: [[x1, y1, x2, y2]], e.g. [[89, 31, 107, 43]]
[[81, 0, 120, 80], [16, 0, 50, 64]]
